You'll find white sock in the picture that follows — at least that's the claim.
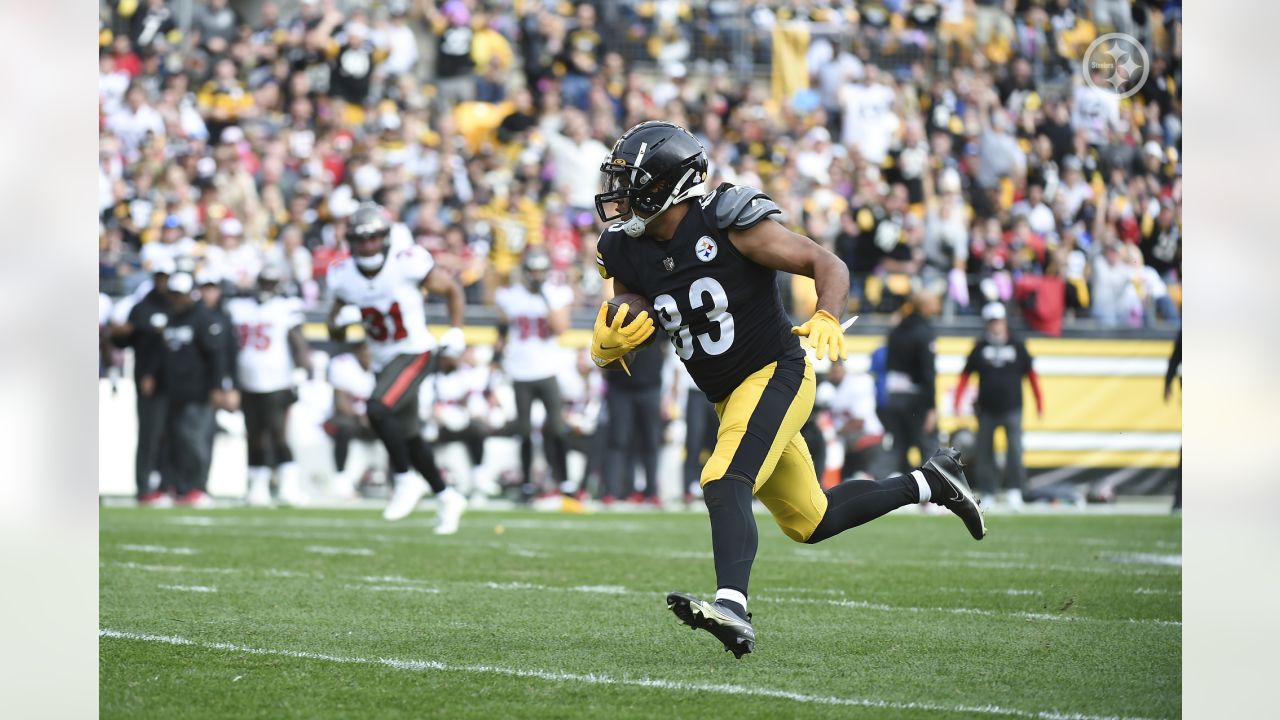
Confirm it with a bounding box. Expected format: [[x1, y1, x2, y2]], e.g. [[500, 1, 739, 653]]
[[248, 466, 272, 484], [394, 471, 416, 486], [715, 588, 747, 611], [279, 462, 300, 484], [912, 470, 931, 503]]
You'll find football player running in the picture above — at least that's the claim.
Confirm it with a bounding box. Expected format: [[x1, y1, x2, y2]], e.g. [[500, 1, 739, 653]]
[[327, 201, 468, 534], [591, 122, 987, 658]]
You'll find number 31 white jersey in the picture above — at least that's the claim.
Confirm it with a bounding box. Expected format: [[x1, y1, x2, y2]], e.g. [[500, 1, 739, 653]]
[[327, 236, 437, 372], [226, 296, 306, 393]]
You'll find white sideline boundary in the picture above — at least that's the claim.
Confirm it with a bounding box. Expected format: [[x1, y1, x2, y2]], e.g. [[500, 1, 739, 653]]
[[99, 629, 1165, 720], [100, 561, 1180, 628]]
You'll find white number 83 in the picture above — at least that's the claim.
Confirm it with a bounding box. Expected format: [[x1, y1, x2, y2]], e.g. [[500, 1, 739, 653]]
[[654, 277, 734, 361]]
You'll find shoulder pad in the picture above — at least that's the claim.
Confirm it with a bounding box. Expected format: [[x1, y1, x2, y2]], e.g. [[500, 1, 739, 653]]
[[714, 185, 782, 231]]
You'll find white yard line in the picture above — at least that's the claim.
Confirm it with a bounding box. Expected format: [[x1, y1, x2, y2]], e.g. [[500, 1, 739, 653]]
[[98, 629, 1165, 720], [1102, 553, 1182, 567], [119, 544, 198, 555], [157, 584, 217, 593], [346, 584, 440, 594], [101, 561, 1179, 628], [303, 546, 374, 556]]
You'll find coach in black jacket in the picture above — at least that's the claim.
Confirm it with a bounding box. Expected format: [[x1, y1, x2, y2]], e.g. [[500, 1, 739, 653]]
[[159, 272, 238, 505]]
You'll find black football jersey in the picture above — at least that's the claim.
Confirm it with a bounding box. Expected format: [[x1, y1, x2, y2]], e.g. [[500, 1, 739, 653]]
[[596, 183, 803, 403]]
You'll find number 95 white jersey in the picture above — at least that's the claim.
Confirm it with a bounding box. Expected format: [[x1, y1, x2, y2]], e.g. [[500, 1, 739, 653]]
[[327, 236, 437, 372]]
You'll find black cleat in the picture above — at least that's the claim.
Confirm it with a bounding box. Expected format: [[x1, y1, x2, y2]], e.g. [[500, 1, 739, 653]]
[[923, 447, 987, 540], [666, 592, 756, 659]]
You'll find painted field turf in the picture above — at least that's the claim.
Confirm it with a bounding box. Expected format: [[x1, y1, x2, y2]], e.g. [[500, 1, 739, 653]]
[[101, 508, 1180, 719]]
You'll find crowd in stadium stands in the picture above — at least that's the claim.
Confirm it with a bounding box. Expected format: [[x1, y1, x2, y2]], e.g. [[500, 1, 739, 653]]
[[99, 0, 1181, 335]]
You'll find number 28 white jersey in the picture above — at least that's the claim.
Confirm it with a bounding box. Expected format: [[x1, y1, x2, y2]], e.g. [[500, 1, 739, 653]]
[[226, 296, 306, 393], [327, 237, 437, 372]]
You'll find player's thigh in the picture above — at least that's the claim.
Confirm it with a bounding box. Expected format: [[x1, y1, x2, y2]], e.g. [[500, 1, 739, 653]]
[[755, 434, 829, 543], [371, 352, 433, 416], [701, 358, 815, 489], [241, 392, 269, 441]]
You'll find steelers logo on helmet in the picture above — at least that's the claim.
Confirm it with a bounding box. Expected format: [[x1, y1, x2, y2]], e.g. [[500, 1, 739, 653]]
[[596, 121, 710, 237]]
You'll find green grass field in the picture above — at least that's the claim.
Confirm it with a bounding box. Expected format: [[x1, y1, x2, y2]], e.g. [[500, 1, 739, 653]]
[[100, 506, 1181, 719]]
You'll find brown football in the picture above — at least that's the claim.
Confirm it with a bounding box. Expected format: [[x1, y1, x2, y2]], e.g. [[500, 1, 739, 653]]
[[605, 293, 658, 350]]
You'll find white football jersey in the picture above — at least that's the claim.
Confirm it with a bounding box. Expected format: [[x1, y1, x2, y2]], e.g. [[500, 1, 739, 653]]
[[327, 239, 437, 372], [226, 296, 306, 393], [494, 282, 573, 381], [328, 352, 376, 416]]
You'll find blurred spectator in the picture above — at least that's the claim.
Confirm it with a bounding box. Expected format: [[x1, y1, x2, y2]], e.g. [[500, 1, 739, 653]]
[[954, 303, 1043, 510], [109, 261, 174, 505], [602, 343, 666, 506], [158, 272, 237, 508], [819, 360, 886, 482], [559, 348, 606, 498], [881, 288, 940, 477]]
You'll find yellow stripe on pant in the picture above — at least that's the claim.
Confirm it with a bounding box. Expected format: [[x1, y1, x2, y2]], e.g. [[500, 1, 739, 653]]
[[701, 358, 828, 542]]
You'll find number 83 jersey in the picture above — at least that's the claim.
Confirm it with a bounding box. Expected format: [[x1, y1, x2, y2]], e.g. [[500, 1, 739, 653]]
[[596, 183, 803, 403], [327, 232, 437, 372]]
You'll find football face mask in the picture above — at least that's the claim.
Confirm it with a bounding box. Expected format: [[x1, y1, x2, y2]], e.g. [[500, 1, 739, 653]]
[[595, 160, 653, 223]]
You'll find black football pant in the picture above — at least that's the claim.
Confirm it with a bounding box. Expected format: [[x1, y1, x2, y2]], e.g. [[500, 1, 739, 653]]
[[165, 401, 214, 495], [135, 392, 168, 497], [513, 377, 568, 493], [366, 352, 445, 493], [243, 389, 295, 469], [603, 388, 662, 499]]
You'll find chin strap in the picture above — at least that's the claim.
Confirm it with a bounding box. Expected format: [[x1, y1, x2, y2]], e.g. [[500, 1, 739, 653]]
[[622, 174, 708, 237]]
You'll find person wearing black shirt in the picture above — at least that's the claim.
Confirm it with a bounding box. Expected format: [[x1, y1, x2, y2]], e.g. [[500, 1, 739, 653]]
[[110, 264, 174, 505], [601, 343, 667, 505], [954, 304, 1044, 508], [159, 273, 237, 508], [881, 288, 941, 476], [1164, 329, 1181, 512], [1141, 199, 1181, 279]]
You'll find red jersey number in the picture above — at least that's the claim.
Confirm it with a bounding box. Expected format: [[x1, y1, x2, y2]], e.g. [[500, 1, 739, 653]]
[[362, 302, 409, 342], [237, 323, 273, 350]]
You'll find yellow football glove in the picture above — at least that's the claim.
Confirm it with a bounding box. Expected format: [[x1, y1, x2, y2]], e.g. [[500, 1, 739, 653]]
[[791, 309, 847, 361], [590, 302, 655, 375]]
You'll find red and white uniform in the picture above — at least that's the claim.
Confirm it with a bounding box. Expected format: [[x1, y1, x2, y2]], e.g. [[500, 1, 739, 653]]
[[327, 238, 437, 372], [226, 296, 305, 393], [328, 352, 376, 416], [494, 282, 574, 382]]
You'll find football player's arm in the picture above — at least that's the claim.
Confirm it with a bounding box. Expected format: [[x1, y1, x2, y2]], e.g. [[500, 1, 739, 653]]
[[327, 298, 353, 342], [493, 304, 509, 363], [288, 326, 313, 379], [544, 286, 571, 336], [423, 269, 465, 329], [730, 219, 851, 360]]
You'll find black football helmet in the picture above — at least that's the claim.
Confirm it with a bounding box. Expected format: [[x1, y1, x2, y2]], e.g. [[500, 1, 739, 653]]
[[349, 201, 392, 271], [595, 121, 709, 237]]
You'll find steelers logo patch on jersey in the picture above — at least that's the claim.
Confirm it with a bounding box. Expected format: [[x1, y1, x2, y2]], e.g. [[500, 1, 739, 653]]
[[695, 236, 718, 262]]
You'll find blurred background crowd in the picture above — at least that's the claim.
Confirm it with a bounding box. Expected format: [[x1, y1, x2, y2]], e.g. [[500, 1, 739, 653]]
[[99, 0, 1182, 333]]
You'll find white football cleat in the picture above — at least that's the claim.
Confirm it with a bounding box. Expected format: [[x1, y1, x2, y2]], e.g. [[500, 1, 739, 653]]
[[433, 487, 467, 535], [277, 462, 309, 507], [1004, 489, 1025, 511], [384, 472, 429, 521]]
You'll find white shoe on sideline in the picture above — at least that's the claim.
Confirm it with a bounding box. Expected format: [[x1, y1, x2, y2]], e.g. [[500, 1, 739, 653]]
[[384, 473, 429, 521], [277, 463, 308, 507], [434, 487, 467, 535], [979, 495, 997, 513], [246, 471, 272, 508], [1004, 489, 1025, 511]]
